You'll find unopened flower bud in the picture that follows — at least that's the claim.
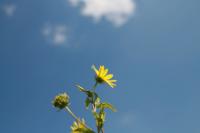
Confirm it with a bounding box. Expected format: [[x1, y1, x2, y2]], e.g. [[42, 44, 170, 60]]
[[52, 93, 69, 109]]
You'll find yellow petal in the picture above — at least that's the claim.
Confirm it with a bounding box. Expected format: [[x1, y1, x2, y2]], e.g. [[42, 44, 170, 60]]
[[92, 65, 99, 75], [111, 83, 116, 88], [109, 79, 117, 83], [105, 74, 113, 79], [106, 81, 116, 88], [102, 69, 108, 77], [99, 66, 104, 76]]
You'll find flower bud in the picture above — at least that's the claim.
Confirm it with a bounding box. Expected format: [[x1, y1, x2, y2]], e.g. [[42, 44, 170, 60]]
[[52, 93, 69, 109]]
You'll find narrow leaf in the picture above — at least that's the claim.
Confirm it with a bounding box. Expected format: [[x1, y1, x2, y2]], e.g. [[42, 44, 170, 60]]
[[98, 102, 117, 112]]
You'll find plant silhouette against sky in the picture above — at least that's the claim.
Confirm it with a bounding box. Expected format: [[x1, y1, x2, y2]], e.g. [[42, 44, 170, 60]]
[[52, 65, 117, 133]]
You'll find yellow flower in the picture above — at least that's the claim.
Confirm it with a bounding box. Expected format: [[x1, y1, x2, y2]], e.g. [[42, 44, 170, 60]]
[[92, 65, 117, 88], [71, 119, 94, 133]]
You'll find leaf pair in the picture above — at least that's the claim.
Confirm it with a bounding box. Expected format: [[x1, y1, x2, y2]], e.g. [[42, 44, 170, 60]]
[[97, 102, 116, 112], [76, 85, 117, 112], [76, 85, 98, 109]]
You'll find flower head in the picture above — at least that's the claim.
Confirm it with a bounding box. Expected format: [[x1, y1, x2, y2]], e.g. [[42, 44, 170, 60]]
[[52, 93, 69, 109], [71, 119, 94, 133], [92, 65, 117, 88]]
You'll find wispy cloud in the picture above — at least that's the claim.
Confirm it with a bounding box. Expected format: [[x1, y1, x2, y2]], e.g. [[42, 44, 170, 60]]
[[68, 0, 136, 27], [1, 4, 16, 17], [42, 24, 68, 45], [69, 0, 81, 7]]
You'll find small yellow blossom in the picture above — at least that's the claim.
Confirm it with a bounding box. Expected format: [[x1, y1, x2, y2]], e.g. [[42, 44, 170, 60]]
[[52, 93, 69, 109], [92, 65, 117, 88], [71, 119, 94, 133]]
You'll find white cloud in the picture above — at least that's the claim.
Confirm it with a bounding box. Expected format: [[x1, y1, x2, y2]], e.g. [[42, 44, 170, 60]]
[[42, 24, 68, 45], [68, 0, 81, 7], [68, 0, 136, 27], [2, 4, 16, 17]]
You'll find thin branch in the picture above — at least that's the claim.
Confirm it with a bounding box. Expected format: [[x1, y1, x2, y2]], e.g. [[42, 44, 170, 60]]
[[64, 107, 90, 129]]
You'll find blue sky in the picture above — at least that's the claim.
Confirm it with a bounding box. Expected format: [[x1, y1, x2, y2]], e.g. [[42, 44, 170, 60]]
[[0, 0, 200, 133]]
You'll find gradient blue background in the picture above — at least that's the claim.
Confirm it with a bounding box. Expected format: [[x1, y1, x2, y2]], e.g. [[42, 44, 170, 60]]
[[0, 0, 200, 133]]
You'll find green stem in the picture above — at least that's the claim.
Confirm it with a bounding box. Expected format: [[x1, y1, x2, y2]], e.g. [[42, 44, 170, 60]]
[[91, 82, 98, 112], [93, 81, 98, 92], [65, 107, 79, 121], [92, 82, 98, 132], [98, 128, 101, 133], [64, 107, 90, 129]]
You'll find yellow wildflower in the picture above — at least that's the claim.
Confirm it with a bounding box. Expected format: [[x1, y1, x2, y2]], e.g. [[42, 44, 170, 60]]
[[92, 65, 117, 88], [71, 119, 94, 133]]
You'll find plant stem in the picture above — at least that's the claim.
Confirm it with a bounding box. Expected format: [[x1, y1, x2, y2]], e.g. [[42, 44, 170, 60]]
[[65, 107, 79, 121], [93, 81, 98, 92], [64, 106, 90, 129], [92, 82, 100, 133], [101, 128, 104, 133], [92, 82, 105, 133], [92, 82, 98, 112]]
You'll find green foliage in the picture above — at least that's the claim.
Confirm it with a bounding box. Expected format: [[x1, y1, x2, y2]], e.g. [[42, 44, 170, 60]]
[[52, 65, 117, 133], [97, 102, 117, 112], [76, 84, 116, 132], [76, 85, 99, 110]]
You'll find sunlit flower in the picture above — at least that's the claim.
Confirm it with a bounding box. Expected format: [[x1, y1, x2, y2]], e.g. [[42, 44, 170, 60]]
[[71, 119, 94, 133], [92, 65, 117, 88], [52, 93, 69, 109]]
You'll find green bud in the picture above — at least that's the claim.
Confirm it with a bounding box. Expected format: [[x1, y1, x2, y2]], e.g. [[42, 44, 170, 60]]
[[52, 93, 70, 109]]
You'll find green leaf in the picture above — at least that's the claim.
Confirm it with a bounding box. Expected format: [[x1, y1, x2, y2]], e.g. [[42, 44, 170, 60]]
[[87, 91, 93, 98], [85, 98, 91, 109], [76, 85, 87, 92], [93, 112, 99, 119], [98, 102, 117, 112], [76, 85, 93, 97], [95, 112, 105, 130], [94, 97, 101, 107], [99, 111, 106, 122]]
